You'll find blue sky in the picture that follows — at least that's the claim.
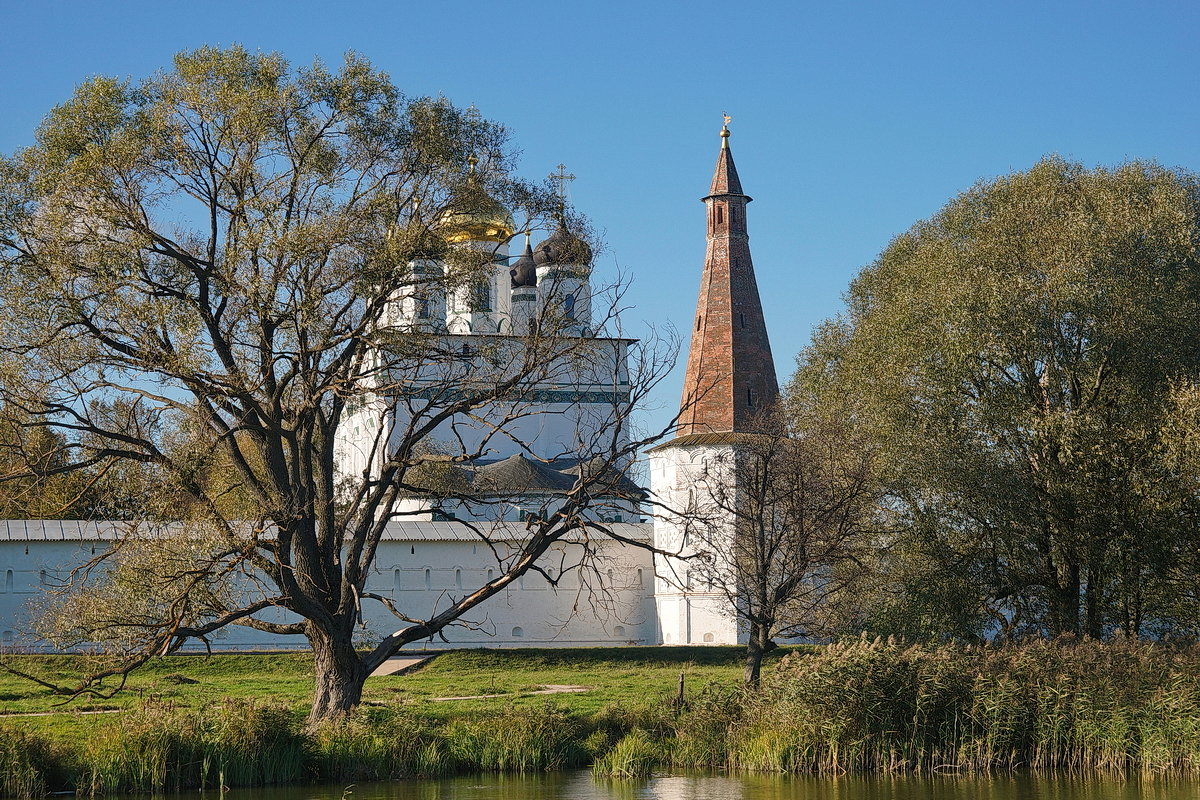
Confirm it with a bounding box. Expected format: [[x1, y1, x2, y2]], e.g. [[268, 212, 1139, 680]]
[[3, 1, 1199, 436]]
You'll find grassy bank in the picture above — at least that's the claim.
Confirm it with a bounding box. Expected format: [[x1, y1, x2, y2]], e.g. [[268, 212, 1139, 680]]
[[4, 640, 1200, 796]]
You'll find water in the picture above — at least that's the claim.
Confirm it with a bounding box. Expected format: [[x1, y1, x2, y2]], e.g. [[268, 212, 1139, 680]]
[[230, 772, 1200, 800]]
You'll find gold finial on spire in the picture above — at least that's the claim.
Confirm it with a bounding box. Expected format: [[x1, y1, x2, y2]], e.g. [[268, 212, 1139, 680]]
[[466, 153, 478, 176], [721, 112, 732, 147]]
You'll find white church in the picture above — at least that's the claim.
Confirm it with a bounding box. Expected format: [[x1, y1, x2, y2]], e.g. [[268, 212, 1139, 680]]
[[0, 124, 778, 652]]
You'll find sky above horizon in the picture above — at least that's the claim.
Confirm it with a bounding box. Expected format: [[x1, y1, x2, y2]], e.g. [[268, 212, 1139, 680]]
[[3, 1, 1199, 437]]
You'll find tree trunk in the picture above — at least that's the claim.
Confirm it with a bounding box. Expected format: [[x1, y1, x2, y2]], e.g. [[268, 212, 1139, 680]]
[[307, 624, 368, 725], [743, 623, 771, 686], [1084, 563, 1104, 639], [1049, 560, 1081, 637]]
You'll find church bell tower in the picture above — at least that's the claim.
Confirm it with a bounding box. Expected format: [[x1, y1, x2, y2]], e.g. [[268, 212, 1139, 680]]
[[649, 119, 780, 645]]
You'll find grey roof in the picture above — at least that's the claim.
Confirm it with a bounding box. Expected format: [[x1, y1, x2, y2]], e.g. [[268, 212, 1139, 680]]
[[472, 454, 578, 493], [509, 239, 537, 288], [407, 453, 645, 498], [533, 222, 593, 267], [0, 519, 652, 543]]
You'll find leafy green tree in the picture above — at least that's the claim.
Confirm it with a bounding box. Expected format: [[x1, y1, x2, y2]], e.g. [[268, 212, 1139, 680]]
[[0, 413, 95, 518], [0, 46, 668, 721], [793, 157, 1200, 639]]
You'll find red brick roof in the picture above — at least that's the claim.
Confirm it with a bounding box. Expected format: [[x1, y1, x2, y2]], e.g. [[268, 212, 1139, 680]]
[[675, 129, 779, 437]]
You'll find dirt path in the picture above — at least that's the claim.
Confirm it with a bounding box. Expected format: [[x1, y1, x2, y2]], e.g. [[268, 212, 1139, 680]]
[[368, 654, 438, 677], [430, 684, 589, 701]]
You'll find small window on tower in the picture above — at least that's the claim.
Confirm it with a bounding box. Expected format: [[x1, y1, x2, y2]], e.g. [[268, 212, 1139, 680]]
[[417, 296, 431, 319], [739, 312, 747, 329], [696, 315, 702, 330], [747, 388, 756, 408], [716, 206, 724, 225], [564, 294, 576, 320]]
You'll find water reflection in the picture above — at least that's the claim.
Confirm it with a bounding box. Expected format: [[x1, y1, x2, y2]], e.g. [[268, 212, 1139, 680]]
[[231, 772, 1200, 800]]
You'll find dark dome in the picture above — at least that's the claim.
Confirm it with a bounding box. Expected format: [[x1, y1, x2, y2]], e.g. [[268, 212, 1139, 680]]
[[509, 237, 537, 288], [533, 224, 592, 267]]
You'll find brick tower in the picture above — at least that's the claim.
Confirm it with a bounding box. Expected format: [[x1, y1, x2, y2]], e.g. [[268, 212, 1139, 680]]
[[676, 121, 779, 436], [649, 121, 781, 646]]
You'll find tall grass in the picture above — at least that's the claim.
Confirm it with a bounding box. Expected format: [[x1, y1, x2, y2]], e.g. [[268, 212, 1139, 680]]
[[6, 640, 1200, 796], [672, 637, 1200, 775], [0, 724, 53, 800], [444, 703, 589, 772], [592, 729, 665, 778], [83, 700, 305, 794], [308, 710, 452, 780]]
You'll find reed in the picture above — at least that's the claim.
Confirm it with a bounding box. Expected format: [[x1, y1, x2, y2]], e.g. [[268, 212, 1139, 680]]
[[674, 637, 1200, 775], [0, 724, 52, 800], [591, 729, 664, 778], [5, 640, 1200, 796], [308, 709, 453, 780], [81, 700, 304, 795], [443, 702, 589, 772]]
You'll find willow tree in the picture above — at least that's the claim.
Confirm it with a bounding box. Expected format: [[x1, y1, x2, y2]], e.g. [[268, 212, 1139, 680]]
[[0, 47, 671, 721], [793, 157, 1200, 640]]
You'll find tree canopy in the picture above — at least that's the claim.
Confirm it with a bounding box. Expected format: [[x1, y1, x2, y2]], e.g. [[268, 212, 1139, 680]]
[[0, 46, 671, 721], [793, 157, 1200, 640]]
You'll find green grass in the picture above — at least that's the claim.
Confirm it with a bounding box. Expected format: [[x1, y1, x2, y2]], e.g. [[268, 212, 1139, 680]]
[[369, 646, 760, 716], [0, 646, 761, 742], [0, 646, 764, 796], [7, 639, 1199, 796]]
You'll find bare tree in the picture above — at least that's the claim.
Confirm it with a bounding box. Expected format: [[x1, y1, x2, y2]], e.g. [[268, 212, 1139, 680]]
[[0, 46, 677, 722], [680, 411, 877, 685]]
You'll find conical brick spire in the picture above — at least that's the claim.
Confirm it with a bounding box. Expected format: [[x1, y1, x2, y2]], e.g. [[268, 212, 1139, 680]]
[[707, 125, 744, 196], [676, 122, 779, 437]]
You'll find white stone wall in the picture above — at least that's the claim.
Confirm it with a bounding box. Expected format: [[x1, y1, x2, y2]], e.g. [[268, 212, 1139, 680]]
[[0, 522, 656, 652], [649, 442, 742, 646]]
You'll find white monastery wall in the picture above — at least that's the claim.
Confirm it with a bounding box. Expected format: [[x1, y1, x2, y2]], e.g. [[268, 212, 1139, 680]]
[[0, 521, 656, 652]]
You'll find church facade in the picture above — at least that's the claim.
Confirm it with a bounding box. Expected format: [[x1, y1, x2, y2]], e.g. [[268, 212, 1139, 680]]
[[0, 125, 779, 652]]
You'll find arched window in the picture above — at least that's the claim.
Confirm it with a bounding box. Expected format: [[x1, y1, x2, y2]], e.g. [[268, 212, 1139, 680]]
[[2, 570, 12, 593], [487, 568, 494, 582], [636, 569, 644, 588], [455, 569, 462, 590], [715, 206, 724, 225], [703, 632, 715, 643], [394, 569, 402, 592], [470, 281, 492, 312], [563, 294, 576, 320], [613, 625, 625, 638], [424, 569, 431, 590], [511, 626, 524, 638]]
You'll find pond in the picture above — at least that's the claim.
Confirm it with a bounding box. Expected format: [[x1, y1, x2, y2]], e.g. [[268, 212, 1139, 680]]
[[229, 772, 1200, 800]]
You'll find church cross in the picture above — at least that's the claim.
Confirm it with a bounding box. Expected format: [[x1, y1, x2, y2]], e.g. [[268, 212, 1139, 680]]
[[549, 163, 576, 208]]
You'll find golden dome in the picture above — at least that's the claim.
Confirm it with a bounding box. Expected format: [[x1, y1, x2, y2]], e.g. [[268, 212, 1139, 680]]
[[437, 158, 515, 244]]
